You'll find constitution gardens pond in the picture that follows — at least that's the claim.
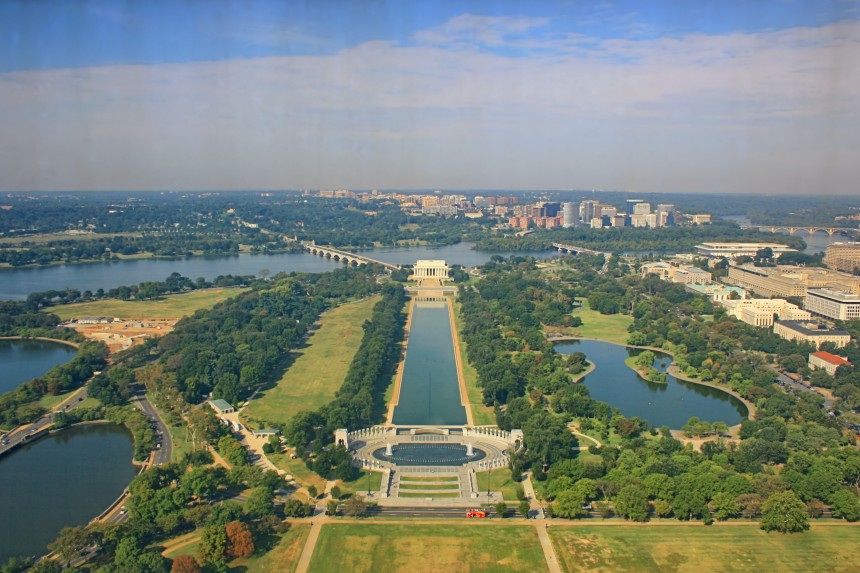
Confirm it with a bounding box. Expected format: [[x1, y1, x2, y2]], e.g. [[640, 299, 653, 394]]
[[555, 339, 747, 428], [0, 339, 77, 396], [0, 423, 136, 563]]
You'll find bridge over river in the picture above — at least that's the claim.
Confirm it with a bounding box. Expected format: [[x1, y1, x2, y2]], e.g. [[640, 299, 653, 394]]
[[301, 242, 400, 270]]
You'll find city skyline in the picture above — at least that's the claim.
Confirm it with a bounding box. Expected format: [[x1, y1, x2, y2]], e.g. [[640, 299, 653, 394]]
[[1, 0, 859, 195]]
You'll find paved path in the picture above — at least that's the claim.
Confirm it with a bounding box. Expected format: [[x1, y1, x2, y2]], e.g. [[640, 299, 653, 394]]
[[535, 523, 563, 573], [294, 514, 328, 573]]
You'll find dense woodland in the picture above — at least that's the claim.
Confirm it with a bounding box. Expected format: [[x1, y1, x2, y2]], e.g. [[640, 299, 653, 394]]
[[459, 256, 860, 528]]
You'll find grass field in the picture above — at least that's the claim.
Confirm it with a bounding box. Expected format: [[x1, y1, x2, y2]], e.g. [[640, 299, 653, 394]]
[[309, 523, 548, 573], [268, 452, 328, 492], [452, 300, 496, 426], [477, 468, 522, 501], [49, 288, 249, 320], [549, 524, 860, 573], [397, 491, 461, 498], [241, 297, 379, 427], [566, 299, 633, 345], [228, 524, 311, 573], [0, 231, 142, 245], [337, 469, 383, 497]]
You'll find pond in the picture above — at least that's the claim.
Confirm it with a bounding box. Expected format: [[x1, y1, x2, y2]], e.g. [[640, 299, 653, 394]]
[[555, 339, 747, 428], [0, 423, 137, 563], [0, 339, 77, 396]]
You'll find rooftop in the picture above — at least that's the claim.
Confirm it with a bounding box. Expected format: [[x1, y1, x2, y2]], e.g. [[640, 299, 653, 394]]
[[775, 320, 850, 337], [811, 351, 851, 366]]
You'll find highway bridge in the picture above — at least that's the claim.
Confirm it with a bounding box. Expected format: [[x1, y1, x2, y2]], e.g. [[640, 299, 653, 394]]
[[302, 242, 400, 271], [551, 242, 607, 257]]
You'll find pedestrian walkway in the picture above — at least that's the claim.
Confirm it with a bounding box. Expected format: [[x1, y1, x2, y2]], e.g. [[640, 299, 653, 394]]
[[535, 523, 562, 573]]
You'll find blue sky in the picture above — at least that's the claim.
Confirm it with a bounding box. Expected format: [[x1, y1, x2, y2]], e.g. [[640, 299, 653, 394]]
[[1, 0, 858, 193]]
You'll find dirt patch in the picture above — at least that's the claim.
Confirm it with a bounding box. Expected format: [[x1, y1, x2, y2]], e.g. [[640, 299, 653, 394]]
[[64, 319, 176, 353]]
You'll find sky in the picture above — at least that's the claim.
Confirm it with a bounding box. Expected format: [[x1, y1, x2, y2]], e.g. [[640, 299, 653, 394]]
[[1, 0, 859, 195]]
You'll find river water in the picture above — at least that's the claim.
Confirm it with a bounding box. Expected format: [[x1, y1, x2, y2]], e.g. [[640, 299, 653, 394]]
[[555, 339, 747, 428], [0, 424, 136, 563], [392, 300, 467, 426], [0, 243, 551, 300], [0, 339, 77, 395]]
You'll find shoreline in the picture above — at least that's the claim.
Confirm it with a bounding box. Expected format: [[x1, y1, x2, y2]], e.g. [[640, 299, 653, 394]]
[[0, 335, 80, 349], [550, 335, 756, 421]]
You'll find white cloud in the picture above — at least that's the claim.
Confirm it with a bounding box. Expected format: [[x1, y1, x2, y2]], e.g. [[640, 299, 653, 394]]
[[0, 16, 858, 193]]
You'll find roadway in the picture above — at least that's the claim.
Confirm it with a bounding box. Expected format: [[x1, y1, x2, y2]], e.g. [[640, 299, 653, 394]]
[[0, 384, 89, 456], [768, 366, 835, 411]]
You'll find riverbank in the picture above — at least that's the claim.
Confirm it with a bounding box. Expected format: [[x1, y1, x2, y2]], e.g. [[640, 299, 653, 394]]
[[551, 335, 755, 421], [0, 335, 80, 349]]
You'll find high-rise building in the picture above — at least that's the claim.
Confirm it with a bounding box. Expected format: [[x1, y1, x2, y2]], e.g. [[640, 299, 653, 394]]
[[626, 199, 643, 215], [543, 202, 562, 218], [562, 202, 578, 227], [580, 200, 599, 224], [633, 202, 651, 216], [656, 204, 675, 227]]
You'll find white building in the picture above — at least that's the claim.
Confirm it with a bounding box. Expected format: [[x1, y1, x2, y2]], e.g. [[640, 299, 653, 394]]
[[413, 259, 450, 279], [694, 242, 796, 260], [773, 321, 851, 349], [722, 298, 811, 327], [804, 288, 860, 321]]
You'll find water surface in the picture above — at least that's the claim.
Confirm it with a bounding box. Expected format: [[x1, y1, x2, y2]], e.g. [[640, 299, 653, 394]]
[[392, 301, 467, 426], [0, 424, 136, 562], [555, 339, 746, 428], [0, 339, 77, 395]]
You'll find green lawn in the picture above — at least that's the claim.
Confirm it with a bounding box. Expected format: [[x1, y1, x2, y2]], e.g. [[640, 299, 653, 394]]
[[309, 523, 548, 573], [229, 524, 311, 573], [49, 288, 249, 320], [452, 300, 496, 426], [549, 524, 860, 573], [562, 299, 633, 345], [476, 468, 522, 501], [241, 297, 379, 427], [397, 491, 461, 498], [268, 452, 328, 492], [398, 482, 459, 491], [337, 469, 384, 497], [37, 389, 77, 410]]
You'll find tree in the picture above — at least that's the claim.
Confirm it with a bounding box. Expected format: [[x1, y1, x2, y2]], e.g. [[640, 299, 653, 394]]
[[171, 555, 202, 573], [710, 492, 740, 521], [519, 500, 531, 518], [30, 561, 62, 573], [495, 502, 508, 518], [198, 524, 228, 563], [330, 485, 342, 500], [829, 490, 860, 522], [343, 494, 367, 517], [326, 499, 339, 516], [47, 525, 90, 566], [553, 489, 588, 519], [615, 485, 650, 522], [760, 491, 809, 533], [225, 521, 255, 559], [245, 486, 275, 519]]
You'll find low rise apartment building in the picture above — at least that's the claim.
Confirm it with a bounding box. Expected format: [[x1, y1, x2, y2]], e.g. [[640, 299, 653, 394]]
[[804, 288, 860, 320], [773, 321, 851, 349], [722, 298, 811, 327]]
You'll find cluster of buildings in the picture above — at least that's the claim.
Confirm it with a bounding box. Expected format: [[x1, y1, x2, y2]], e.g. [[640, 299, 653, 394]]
[[300, 189, 712, 232], [641, 255, 853, 350]]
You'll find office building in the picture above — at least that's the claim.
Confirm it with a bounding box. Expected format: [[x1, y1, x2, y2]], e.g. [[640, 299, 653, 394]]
[[773, 321, 850, 348], [694, 242, 796, 260], [727, 265, 860, 299], [825, 242, 860, 273], [562, 202, 578, 227], [722, 298, 811, 327], [805, 288, 860, 320]]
